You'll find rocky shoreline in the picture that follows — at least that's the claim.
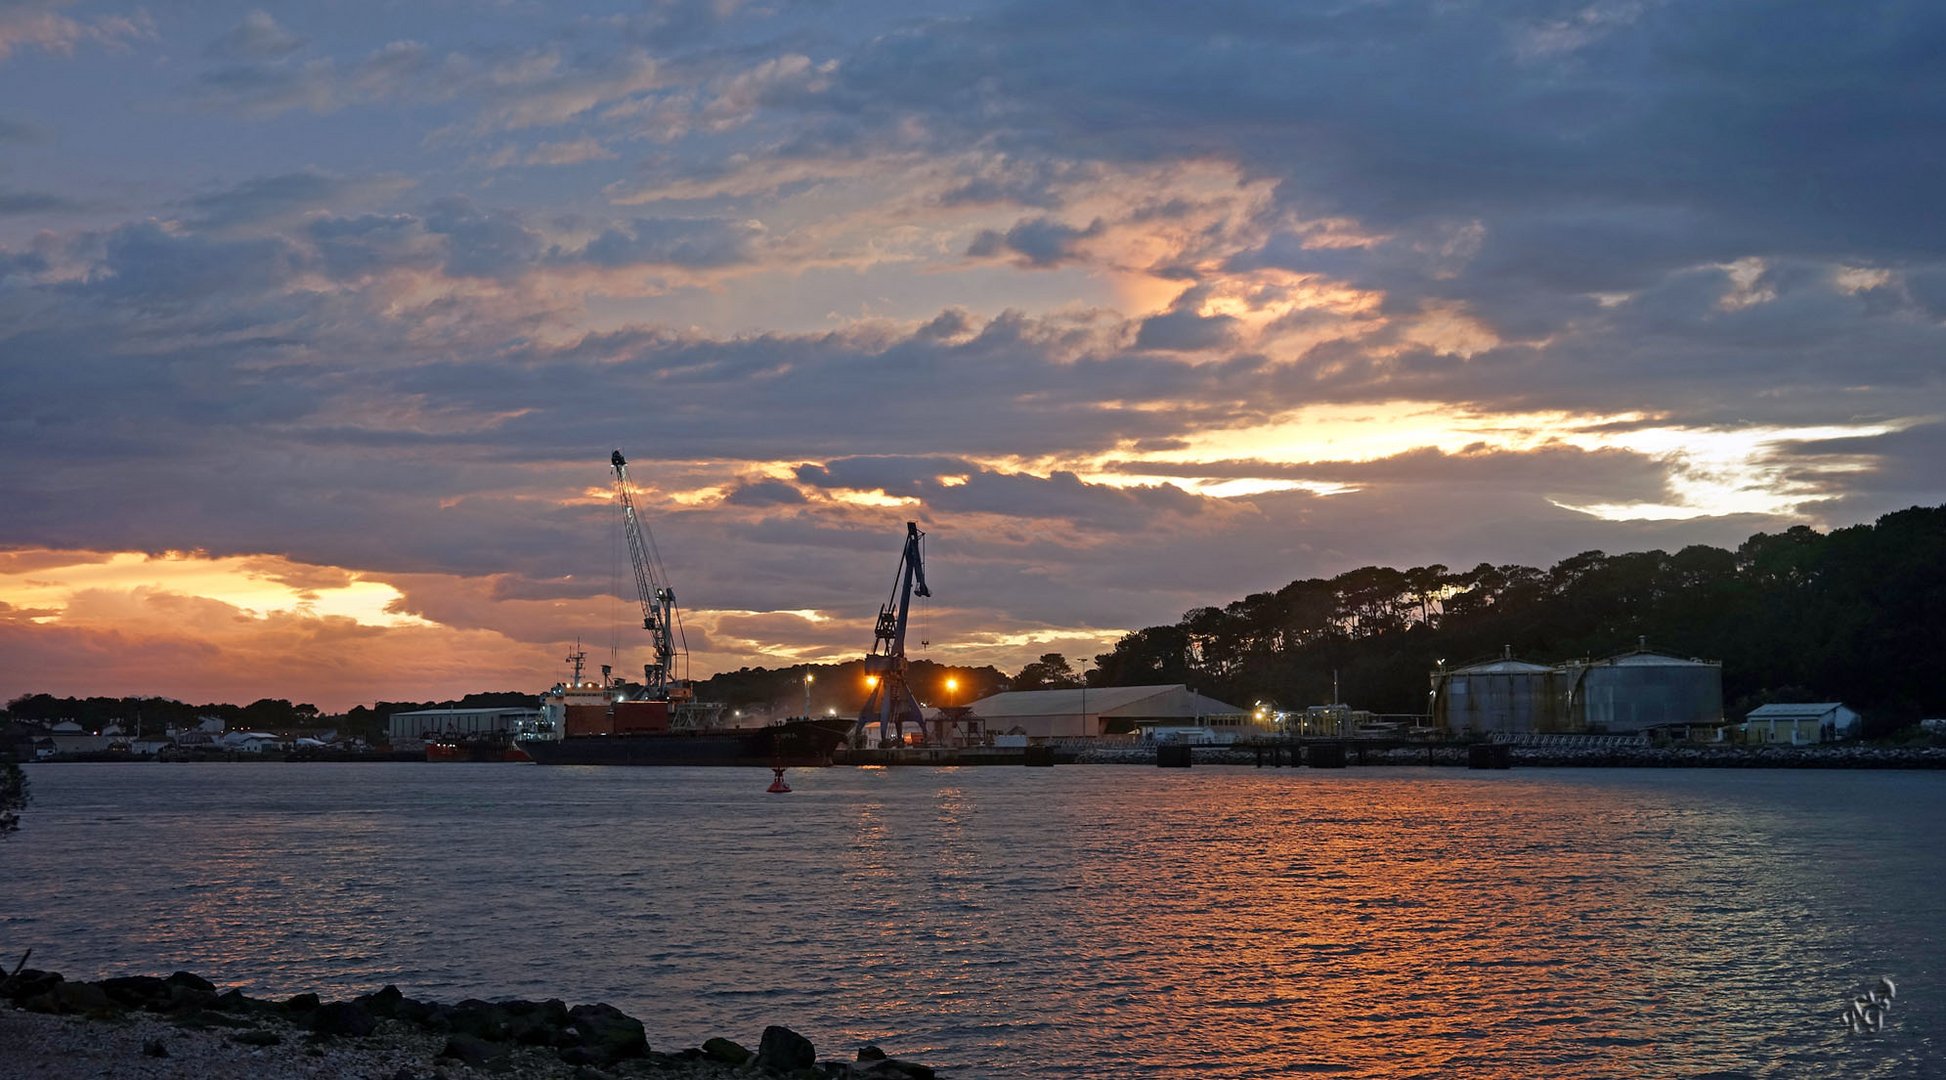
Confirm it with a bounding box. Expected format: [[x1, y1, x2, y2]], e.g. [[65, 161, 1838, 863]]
[[1073, 742, 1946, 769], [1, 968, 939, 1079]]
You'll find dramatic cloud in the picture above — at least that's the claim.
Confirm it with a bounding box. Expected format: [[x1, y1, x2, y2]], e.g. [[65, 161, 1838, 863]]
[[0, 0, 1941, 708]]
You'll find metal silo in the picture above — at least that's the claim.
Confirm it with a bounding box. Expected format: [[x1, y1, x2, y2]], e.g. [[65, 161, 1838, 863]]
[[1563, 645, 1722, 734], [1433, 648, 1559, 734]]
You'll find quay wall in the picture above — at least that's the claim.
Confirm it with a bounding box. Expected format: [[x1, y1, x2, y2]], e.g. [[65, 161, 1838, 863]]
[[1072, 743, 1946, 769]]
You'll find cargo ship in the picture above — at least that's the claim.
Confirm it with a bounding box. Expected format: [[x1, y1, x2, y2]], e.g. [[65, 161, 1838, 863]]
[[523, 650, 849, 767], [425, 732, 532, 763], [519, 713, 851, 767], [522, 452, 854, 767]]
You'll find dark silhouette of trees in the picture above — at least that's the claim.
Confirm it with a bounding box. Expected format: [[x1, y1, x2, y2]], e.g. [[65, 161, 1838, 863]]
[[1089, 505, 1946, 727], [0, 760, 25, 838], [1011, 653, 1083, 692]]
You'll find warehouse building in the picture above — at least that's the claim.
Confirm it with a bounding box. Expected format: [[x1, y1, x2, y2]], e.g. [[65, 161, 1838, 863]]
[[1741, 702, 1860, 745], [963, 684, 1248, 740], [388, 707, 542, 745]]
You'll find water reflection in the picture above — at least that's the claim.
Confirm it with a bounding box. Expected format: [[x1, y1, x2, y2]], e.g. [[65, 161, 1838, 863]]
[[2, 763, 1940, 1077]]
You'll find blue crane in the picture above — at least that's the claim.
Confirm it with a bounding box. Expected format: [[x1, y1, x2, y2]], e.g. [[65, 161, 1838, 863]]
[[853, 521, 931, 747]]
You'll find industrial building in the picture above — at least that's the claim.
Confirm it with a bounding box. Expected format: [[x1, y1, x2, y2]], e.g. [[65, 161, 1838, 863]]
[[1432, 643, 1724, 736], [1740, 702, 1861, 744], [387, 707, 541, 745], [1558, 650, 1722, 734], [1430, 650, 1558, 734], [962, 684, 1248, 740]]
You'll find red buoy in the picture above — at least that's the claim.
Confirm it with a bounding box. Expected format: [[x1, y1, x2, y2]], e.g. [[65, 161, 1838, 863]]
[[767, 766, 791, 794]]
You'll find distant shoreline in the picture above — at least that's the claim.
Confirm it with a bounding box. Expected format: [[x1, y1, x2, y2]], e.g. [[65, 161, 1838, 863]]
[[17, 741, 1946, 769]]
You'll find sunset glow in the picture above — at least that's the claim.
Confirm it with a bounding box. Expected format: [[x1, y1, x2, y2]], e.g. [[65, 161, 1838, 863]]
[[1, 1, 1939, 710]]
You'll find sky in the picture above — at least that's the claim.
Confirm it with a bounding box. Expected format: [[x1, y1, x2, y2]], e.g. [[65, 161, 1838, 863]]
[[2, 0, 1943, 712]]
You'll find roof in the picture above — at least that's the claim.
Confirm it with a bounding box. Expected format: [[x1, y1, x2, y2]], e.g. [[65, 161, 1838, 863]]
[[1596, 651, 1720, 668], [1745, 702, 1848, 719], [391, 707, 539, 718], [1450, 659, 1552, 675], [967, 684, 1245, 718]]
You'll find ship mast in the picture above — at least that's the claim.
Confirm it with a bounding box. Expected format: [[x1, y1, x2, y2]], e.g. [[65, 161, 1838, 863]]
[[610, 450, 689, 703], [853, 521, 931, 747]]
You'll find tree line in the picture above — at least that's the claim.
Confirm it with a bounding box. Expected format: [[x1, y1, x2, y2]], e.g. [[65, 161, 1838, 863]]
[[1087, 505, 1946, 731], [8, 506, 1938, 738]]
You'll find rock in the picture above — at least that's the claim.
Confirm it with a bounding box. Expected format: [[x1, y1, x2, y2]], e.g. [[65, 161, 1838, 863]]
[[3, 969, 62, 1003], [702, 1036, 752, 1064], [439, 1033, 511, 1070], [309, 999, 378, 1037], [142, 1038, 169, 1058], [505, 999, 572, 1046], [211, 988, 258, 1014], [754, 1025, 817, 1074], [447, 999, 515, 1041], [163, 971, 216, 993], [40, 980, 115, 1016], [355, 984, 405, 1018], [854, 1060, 935, 1080], [164, 983, 219, 1014], [857, 1045, 887, 1062], [282, 992, 321, 1016], [563, 1003, 647, 1065], [98, 975, 169, 1009]]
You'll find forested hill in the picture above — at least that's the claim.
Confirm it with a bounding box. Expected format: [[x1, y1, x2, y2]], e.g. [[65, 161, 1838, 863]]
[[1090, 506, 1946, 727]]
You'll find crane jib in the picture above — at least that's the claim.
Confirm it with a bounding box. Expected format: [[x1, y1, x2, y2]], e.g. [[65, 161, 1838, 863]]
[[611, 450, 686, 701]]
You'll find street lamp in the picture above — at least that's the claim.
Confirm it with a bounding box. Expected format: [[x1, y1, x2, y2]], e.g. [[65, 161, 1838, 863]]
[[803, 672, 813, 717], [945, 676, 959, 706], [1079, 657, 1090, 736]]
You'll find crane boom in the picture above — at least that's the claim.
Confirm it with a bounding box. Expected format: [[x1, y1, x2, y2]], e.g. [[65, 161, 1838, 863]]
[[610, 449, 686, 701], [853, 521, 931, 747]]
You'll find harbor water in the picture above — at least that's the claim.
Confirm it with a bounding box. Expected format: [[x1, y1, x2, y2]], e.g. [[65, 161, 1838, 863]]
[[3, 762, 1941, 1077]]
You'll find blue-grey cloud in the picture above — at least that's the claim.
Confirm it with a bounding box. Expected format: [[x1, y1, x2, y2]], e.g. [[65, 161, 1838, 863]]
[[723, 479, 807, 506], [0, 190, 73, 214], [575, 216, 760, 268], [187, 169, 412, 230], [206, 10, 306, 61], [966, 216, 1102, 268]]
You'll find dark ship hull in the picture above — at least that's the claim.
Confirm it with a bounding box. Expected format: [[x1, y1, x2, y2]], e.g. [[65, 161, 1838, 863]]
[[521, 717, 850, 767]]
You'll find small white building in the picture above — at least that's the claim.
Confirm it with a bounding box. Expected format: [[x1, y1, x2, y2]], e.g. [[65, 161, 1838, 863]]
[[1741, 702, 1861, 745], [218, 731, 284, 753], [963, 685, 1249, 741]]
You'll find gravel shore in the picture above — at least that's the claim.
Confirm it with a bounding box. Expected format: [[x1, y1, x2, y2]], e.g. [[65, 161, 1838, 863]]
[[0, 970, 939, 1080], [0, 1005, 804, 1079]]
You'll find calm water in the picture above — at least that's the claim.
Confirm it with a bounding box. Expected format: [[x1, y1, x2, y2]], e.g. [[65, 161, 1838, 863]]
[[2, 762, 1941, 1077]]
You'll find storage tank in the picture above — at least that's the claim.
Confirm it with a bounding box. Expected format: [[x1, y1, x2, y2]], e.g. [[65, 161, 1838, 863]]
[[1433, 649, 1559, 734], [1562, 647, 1722, 733]]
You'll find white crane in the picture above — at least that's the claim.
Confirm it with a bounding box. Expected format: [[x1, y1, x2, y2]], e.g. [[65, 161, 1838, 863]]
[[610, 450, 690, 704]]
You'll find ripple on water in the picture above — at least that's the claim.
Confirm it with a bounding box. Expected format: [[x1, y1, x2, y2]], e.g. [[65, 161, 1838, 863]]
[[3, 763, 1944, 1078]]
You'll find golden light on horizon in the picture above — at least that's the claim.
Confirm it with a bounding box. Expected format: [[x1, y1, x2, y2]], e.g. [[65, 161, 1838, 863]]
[[0, 550, 434, 630]]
